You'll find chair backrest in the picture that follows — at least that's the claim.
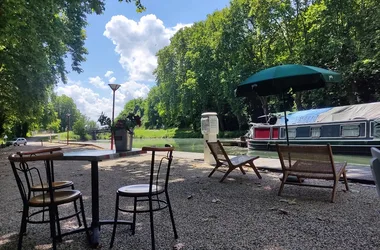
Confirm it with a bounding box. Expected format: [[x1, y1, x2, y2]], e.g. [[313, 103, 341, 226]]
[[8, 152, 63, 204], [370, 147, 380, 197], [206, 140, 231, 165], [276, 144, 336, 175], [17, 148, 63, 182], [141, 145, 174, 193]]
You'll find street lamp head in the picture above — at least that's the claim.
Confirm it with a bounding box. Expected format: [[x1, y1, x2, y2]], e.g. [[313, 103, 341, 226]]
[[108, 84, 121, 91]]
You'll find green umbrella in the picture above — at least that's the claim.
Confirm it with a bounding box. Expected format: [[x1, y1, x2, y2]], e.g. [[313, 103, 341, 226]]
[[235, 64, 342, 145], [235, 64, 341, 97]]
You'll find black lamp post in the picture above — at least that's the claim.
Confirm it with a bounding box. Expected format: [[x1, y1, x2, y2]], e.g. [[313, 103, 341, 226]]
[[108, 84, 121, 150]]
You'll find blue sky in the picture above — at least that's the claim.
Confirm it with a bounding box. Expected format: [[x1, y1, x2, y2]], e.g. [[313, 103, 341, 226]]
[[55, 0, 230, 121]]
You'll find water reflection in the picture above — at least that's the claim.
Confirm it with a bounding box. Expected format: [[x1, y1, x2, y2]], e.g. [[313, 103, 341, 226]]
[[132, 138, 370, 166]]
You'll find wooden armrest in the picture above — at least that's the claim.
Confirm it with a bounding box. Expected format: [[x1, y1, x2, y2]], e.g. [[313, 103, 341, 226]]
[[9, 152, 64, 162], [17, 147, 62, 156], [142, 146, 174, 152]]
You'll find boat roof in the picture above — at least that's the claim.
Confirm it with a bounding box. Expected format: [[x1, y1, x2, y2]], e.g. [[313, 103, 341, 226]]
[[279, 102, 380, 125]]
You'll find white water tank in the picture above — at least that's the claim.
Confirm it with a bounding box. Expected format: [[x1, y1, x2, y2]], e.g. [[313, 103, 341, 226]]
[[201, 112, 219, 164]]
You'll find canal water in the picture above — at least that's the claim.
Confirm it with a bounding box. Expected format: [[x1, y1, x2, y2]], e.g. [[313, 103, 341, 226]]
[[132, 138, 371, 166]]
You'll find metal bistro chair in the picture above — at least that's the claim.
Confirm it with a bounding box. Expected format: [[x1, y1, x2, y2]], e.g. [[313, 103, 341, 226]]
[[17, 148, 82, 228], [110, 145, 178, 250], [8, 152, 90, 250]]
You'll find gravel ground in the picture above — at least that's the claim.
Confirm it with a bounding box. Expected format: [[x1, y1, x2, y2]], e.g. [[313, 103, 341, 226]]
[[1, 143, 380, 250]]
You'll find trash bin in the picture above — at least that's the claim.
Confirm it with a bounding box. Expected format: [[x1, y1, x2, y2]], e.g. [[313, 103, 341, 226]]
[[114, 129, 133, 152]]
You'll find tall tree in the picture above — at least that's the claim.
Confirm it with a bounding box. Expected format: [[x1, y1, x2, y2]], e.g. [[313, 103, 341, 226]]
[[0, 0, 145, 136]]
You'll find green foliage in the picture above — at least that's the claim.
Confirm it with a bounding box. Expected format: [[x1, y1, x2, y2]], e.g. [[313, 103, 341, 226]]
[[118, 0, 146, 12], [98, 112, 141, 133], [58, 131, 78, 141], [0, 0, 145, 138], [53, 94, 81, 132], [87, 120, 98, 131], [2, 0, 380, 138], [73, 115, 88, 140], [47, 118, 61, 133], [150, 0, 380, 131]]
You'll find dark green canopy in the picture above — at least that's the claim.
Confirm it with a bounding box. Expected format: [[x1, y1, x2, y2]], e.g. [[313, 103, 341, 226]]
[[235, 64, 341, 97], [236, 64, 342, 145]]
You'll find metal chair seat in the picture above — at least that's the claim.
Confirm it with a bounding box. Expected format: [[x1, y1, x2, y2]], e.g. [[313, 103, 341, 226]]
[[29, 190, 81, 207], [31, 180, 74, 191], [118, 184, 163, 196]]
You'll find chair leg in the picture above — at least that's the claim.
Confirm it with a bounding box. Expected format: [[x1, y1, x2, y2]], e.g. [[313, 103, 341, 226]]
[[55, 209, 62, 242], [72, 184, 82, 227], [18, 206, 28, 250], [220, 168, 234, 182], [165, 191, 178, 239], [148, 195, 156, 250], [20, 205, 28, 235], [79, 196, 91, 244], [132, 197, 137, 235], [249, 162, 262, 179], [239, 166, 246, 175], [343, 171, 349, 191], [331, 179, 338, 203], [48, 205, 57, 250], [278, 172, 288, 196], [110, 193, 120, 248], [208, 163, 221, 177]]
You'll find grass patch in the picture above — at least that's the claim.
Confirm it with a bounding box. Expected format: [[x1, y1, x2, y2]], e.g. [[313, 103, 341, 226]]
[[55, 128, 246, 140], [133, 128, 202, 138]]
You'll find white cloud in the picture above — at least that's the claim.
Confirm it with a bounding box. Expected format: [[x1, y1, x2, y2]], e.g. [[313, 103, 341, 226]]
[[55, 79, 150, 122], [118, 80, 151, 100], [104, 70, 114, 78], [56, 83, 112, 122], [104, 14, 192, 81], [109, 77, 116, 84], [89, 76, 107, 89]]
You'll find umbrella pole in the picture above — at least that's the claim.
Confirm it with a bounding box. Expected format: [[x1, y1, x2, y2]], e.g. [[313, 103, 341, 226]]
[[282, 93, 289, 145]]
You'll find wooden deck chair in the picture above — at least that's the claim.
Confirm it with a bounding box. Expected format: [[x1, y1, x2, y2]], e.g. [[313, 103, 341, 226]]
[[206, 140, 262, 182], [276, 144, 349, 202]]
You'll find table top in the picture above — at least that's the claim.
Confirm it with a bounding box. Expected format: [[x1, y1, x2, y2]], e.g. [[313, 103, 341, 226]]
[[62, 149, 146, 161]]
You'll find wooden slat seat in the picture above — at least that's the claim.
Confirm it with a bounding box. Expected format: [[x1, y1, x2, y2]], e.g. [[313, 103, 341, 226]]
[[29, 190, 81, 206], [31, 181, 74, 191], [276, 144, 349, 202]]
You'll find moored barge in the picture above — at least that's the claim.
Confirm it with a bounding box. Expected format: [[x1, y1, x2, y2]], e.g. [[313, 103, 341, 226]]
[[247, 102, 380, 155]]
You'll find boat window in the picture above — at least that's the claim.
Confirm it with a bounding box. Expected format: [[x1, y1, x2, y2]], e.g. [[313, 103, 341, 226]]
[[374, 120, 380, 139], [341, 125, 360, 137], [287, 128, 296, 139], [311, 127, 320, 138]]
